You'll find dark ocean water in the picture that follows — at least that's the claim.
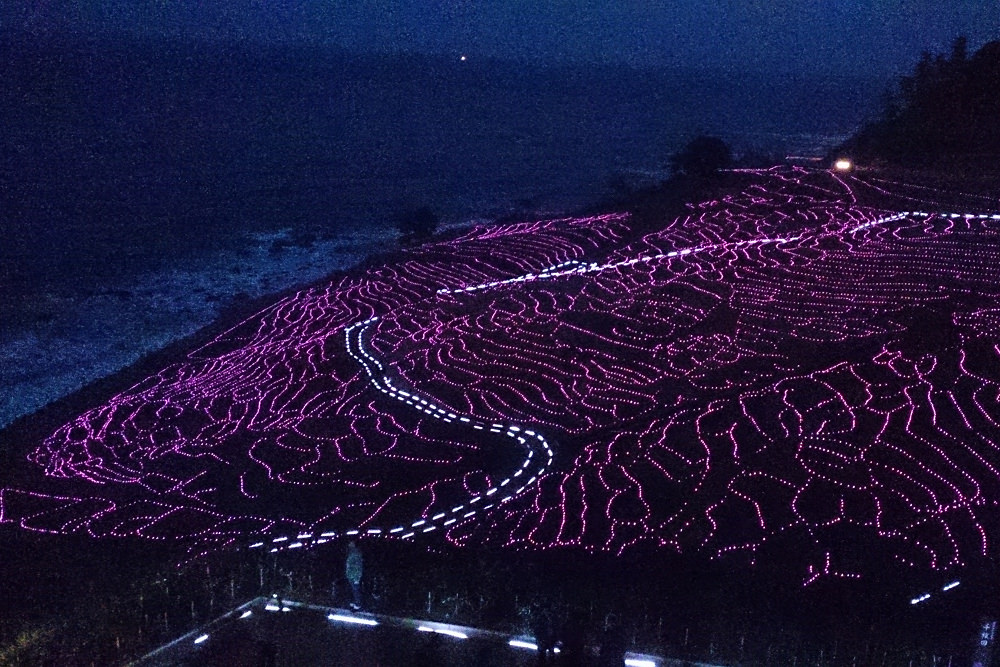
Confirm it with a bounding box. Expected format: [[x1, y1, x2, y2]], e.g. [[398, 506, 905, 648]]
[[2, 34, 884, 296], [0, 32, 884, 426]]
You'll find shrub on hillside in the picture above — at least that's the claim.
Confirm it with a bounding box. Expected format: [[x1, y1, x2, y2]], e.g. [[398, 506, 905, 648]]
[[670, 136, 733, 177], [396, 206, 440, 244]]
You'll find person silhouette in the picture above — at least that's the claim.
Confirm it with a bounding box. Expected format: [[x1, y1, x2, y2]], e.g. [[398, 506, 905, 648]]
[[598, 615, 626, 667], [345, 540, 363, 609], [558, 612, 587, 666], [531, 604, 555, 664]]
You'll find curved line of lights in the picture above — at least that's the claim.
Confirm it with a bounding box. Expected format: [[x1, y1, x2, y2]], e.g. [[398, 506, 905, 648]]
[[438, 210, 1000, 296], [251, 318, 554, 553]]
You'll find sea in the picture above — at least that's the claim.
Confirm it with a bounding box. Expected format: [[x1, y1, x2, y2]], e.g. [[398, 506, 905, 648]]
[[0, 31, 886, 430]]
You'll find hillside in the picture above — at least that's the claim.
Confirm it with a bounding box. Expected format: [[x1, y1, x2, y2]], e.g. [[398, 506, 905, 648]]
[[4, 166, 1000, 663], [6, 167, 1000, 582]]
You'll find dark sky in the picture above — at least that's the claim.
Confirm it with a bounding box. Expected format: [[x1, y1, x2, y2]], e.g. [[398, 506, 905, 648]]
[[7, 0, 1000, 75]]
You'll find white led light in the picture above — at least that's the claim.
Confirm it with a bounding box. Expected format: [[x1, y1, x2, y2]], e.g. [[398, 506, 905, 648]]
[[329, 614, 378, 626], [418, 626, 468, 640]]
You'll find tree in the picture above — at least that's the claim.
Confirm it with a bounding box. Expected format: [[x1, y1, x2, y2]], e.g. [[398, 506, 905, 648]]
[[951, 35, 968, 64], [839, 35, 1000, 164], [396, 206, 439, 243], [670, 136, 732, 177]]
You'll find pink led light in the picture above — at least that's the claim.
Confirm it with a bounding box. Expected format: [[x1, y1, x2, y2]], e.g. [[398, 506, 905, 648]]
[[3, 168, 1000, 585]]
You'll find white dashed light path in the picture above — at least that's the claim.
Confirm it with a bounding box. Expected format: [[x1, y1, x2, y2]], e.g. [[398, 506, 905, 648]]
[[251, 318, 555, 553], [438, 210, 1000, 296]]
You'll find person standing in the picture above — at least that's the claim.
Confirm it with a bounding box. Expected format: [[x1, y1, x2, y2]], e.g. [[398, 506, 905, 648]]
[[345, 540, 363, 610], [558, 612, 587, 666], [532, 605, 555, 665], [598, 615, 626, 667]]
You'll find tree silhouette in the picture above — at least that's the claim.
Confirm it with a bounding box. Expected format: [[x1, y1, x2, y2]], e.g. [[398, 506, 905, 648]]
[[670, 136, 732, 177], [841, 36, 1000, 164], [396, 206, 439, 244]]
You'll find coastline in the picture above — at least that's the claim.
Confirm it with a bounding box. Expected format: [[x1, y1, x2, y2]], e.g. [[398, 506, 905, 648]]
[[0, 203, 567, 439], [0, 154, 851, 437], [0, 226, 394, 433]]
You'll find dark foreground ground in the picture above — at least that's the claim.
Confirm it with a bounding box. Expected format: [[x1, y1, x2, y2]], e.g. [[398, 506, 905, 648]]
[[2, 509, 997, 666], [131, 597, 683, 667]]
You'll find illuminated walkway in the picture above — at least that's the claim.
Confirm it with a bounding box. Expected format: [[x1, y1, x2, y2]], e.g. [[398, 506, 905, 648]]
[[129, 596, 700, 667]]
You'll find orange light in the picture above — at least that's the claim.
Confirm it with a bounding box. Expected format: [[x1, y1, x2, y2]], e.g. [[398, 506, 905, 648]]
[[834, 159, 853, 172]]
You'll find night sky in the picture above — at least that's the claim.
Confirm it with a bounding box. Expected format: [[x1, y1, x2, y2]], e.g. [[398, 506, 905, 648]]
[[6, 1, 1000, 75]]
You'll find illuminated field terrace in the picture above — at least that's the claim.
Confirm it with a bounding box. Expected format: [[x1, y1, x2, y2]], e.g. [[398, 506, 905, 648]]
[[4, 166, 1000, 585]]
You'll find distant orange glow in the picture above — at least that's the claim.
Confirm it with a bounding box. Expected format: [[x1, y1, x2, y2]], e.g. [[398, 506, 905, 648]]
[[834, 159, 853, 171]]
